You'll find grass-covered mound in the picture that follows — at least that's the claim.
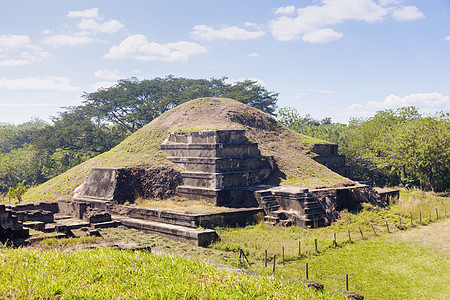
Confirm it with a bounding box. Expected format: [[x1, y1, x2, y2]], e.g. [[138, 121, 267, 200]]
[[25, 98, 353, 201]]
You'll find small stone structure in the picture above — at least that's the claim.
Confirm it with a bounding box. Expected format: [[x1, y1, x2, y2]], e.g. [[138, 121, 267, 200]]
[[160, 130, 274, 206], [0, 204, 29, 243], [312, 143, 353, 178]]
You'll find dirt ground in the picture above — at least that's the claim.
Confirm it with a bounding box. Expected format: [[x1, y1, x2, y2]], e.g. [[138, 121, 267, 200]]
[[392, 218, 450, 257]]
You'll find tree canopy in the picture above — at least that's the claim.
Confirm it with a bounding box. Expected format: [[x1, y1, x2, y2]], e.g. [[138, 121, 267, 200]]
[[82, 76, 279, 133]]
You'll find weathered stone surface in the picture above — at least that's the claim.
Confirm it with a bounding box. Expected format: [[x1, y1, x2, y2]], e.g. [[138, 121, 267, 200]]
[[331, 290, 364, 300], [113, 216, 219, 247]]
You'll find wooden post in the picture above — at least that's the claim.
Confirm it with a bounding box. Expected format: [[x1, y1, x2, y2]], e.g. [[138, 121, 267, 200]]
[[410, 214, 413, 226], [282, 246, 285, 265], [346, 274, 349, 291], [306, 262, 309, 280], [399, 216, 402, 227], [386, 221, 390, 233], [314, 239, 318, 252], [419, 211, 422, 223], [436, 208, 439, 220], [265, 250, 267, 267], [298, 240, 301, 256], [272, 255, 276, 274], [334, 232, 337, 245], [371, 223, 377, 235], [348, 229, 352, 243], [358, 226, 364, 239], [429, 210, 431, 221]]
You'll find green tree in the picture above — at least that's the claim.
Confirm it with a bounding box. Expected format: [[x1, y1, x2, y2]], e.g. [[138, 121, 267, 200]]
[[8, 180, 28, 203], [82, 76, 278, 134]]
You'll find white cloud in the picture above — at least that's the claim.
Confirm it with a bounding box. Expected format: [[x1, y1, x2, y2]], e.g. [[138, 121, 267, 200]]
[[42, 34, 93, 47], [104, 34, 208, 62], [268, 1, 423, 43], [0, 59, 30, 67], [77, 19, 124, 34], [191, 24, 265, 41], [392, 6, 425, 21], [67, 8, 100, 19], [0, 35, 37, 51], [0, 76, 79, 91], [0, 34, 49, 65], [269, 1, 388, 42], [248, 53, 259, 57], [445, 36, 450, 42], [347, 93, 450, 111], [275, 6, 296, 15], [302, 28, 343, 43], [94, 69, 121, 80]]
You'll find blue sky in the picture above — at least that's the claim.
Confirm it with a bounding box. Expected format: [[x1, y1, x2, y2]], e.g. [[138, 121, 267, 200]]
[[1, 0, 450, 124]]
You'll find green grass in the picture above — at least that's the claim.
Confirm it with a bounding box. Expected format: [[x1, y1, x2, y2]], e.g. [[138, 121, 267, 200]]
[[0, 247, 344, 299]]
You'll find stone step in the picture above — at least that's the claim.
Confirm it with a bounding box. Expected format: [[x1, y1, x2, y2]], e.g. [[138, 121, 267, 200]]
[[180, 169, 271, 189], [112, 216, 218, 247], [91, 220, 121, 229], [160, 143, 260, 158], [164, 130, 248, 145], [167, 156, 271, 173]]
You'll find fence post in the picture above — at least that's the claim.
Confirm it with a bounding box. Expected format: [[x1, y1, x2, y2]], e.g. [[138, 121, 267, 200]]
[[265, 250, 267, 267], [410, 214, 413, 226], [334, 232, 337, 245], [346, 274, 349, 291], [298, 240, 301, 256], [371, 223, 377, 235], [282, 246, 285, 265], [314, 239, 318, 252], [436, 208, 439, 220], [306, 262, 309, 280], [358, 226, 364, 239], [272, 255, 276, 274], [419, 211, 422, 223], [348, 229, 352, 243], [386, 221, 390, 233]]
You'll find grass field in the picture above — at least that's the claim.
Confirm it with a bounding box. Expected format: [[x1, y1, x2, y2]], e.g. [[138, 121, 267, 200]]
[[1, 188, 448, 299]]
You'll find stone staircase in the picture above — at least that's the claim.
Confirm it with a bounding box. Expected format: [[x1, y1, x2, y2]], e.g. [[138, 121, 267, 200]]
[[160, 130, 273, 207]]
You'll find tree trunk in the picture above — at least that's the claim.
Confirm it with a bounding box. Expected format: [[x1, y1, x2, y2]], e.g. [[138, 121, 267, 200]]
[[427, 170, 436, 193]]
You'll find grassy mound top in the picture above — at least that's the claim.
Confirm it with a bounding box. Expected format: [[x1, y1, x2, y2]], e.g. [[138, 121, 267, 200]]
[[25, 98, 353, 201]]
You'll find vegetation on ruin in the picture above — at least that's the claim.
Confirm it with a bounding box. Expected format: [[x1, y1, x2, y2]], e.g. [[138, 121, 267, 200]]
[[21, 97, 351, 202]]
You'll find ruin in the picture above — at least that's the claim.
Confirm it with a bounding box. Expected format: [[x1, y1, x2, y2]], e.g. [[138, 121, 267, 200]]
[[6, 98, 393, 247]]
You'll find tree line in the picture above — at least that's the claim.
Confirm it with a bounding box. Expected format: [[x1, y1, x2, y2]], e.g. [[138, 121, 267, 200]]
[[0, 76, 278, 193], [277, 107, 450, 193]]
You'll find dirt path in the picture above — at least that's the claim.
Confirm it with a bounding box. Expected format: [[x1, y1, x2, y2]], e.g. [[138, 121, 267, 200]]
[[392, 218, 450, 257]]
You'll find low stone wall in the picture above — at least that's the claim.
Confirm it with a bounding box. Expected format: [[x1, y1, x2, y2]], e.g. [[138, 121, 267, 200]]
[[111, 205, 263, 229]]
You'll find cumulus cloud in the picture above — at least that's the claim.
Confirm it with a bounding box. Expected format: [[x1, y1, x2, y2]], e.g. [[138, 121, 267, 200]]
[[275, 6, 296, 15], [0, 76, 79, 91], [191, 24, 265, 41], [347, 93, 450, 111], [248, 53, 259, 57], [67, 8, 100, 19], [445, 36, 450, 42], [0, 34, 49, 66], [302, 28, 343, 43], [42, 8, 124, 48], [77, 19, 124, 34], [104, 34, 208, 62], [94, 69, 121, 80], [392, 6, 425, 21], [42, 34, 93, 47], [269, 0, 425, 43]]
